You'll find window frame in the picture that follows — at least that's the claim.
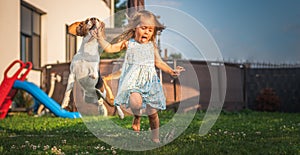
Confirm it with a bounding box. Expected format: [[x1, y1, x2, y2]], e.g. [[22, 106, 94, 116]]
[[65, 25, 77, 62], [20, 1, 45, 70]]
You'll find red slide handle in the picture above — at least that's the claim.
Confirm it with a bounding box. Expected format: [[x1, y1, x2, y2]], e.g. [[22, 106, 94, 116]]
[[4, 60, 32, 81]]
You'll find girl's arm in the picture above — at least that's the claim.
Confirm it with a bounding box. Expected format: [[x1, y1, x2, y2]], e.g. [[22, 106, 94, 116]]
[[154, 48, 185, 77], [102, 69, 122, 81], [91, 24, 127, 53], [97, 36, 127, 53]]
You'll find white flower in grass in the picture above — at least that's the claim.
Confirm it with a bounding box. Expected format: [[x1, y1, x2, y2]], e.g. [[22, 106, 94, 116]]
[[32, 145, 37, 150], [62, 139, 67, 144], [112, 150, 117, 154], [100, 146, 105, 151], [44, 145, 50, 150], [51, 146, 58, 153], [11, 145, 16, 149], [30, 144, 34, 148], [25, 141, 29, 145]]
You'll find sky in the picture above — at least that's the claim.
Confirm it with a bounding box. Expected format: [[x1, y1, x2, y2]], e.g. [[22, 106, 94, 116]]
[[119, 0, 300, 63]]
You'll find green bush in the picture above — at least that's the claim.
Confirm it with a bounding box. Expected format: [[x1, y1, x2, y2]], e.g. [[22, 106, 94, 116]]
[[13, 90, 34, 109]]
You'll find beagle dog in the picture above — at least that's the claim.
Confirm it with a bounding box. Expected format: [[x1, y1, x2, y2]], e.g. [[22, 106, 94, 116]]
[[62, 17, 124, 118]]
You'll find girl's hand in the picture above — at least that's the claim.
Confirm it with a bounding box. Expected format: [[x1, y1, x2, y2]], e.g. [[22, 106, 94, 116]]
[[91, 22, 105, 39], [170, 66, 185, 78]]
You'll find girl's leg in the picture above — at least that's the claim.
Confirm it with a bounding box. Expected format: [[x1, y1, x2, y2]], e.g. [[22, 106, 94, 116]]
[[130, 92, 142, 132], [132, 115, 141, 132], [147, 106, 160, 143]]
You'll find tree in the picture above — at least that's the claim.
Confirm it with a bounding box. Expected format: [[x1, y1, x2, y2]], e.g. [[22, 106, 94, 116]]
[[114, 0, 127, 28], [100, 50, 125, 59], [169, 53, 182, 59], [100, 0, 126, 59]]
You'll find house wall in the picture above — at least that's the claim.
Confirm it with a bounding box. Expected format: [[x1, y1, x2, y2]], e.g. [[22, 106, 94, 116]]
[[0, 0, 111, 86], [0, 0, 20, 82]]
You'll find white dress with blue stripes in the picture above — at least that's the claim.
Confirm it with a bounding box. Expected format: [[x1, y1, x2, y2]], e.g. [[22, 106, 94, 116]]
[[114, 39, 166, 110]]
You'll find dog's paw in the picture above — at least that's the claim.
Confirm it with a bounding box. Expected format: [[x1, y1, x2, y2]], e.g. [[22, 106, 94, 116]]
[[116, 106, 124, 119], [98, 100, 108, 116]]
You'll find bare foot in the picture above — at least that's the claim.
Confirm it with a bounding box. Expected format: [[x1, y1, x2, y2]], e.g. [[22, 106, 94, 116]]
[[132, 116, 140, 132]]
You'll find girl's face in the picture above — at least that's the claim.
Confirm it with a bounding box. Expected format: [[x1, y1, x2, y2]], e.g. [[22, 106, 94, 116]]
[[134, 21, 155, 44]]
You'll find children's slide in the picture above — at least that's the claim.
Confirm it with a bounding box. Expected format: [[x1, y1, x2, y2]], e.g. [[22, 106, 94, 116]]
[[13, 80, 81, 118], [0, 60, 32, 118]]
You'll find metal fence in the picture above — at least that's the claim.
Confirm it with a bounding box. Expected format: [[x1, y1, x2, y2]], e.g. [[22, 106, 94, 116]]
[[245, 67, 300, 112], [41, 60, 300, 113]]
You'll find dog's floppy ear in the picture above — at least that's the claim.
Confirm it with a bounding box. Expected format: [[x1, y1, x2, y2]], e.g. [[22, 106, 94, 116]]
[[68, 22, 81, 36]]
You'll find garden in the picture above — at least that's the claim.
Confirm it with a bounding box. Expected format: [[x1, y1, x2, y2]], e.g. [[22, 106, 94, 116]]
[[0, 110, 299, 154]]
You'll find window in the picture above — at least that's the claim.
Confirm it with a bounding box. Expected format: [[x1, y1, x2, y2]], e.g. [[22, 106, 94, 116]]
[[20, 1, 45, 69], [66, 25, 77, 62]]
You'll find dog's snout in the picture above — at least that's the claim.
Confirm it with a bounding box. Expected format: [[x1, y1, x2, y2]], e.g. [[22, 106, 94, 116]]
[[88, 17, 100, 30]]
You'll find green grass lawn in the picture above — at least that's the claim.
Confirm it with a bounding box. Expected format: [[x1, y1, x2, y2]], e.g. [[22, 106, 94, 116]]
[[0, 110, 299, 154]]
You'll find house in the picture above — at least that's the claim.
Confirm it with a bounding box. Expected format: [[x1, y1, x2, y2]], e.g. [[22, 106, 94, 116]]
[[0, 0, 115, 86]]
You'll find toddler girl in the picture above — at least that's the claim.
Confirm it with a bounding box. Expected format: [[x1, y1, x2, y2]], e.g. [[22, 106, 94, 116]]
[[92, 10, 184, 143]]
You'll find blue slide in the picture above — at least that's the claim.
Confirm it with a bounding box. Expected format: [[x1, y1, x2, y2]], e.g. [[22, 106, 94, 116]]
[[13, 80, 81, 118]]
